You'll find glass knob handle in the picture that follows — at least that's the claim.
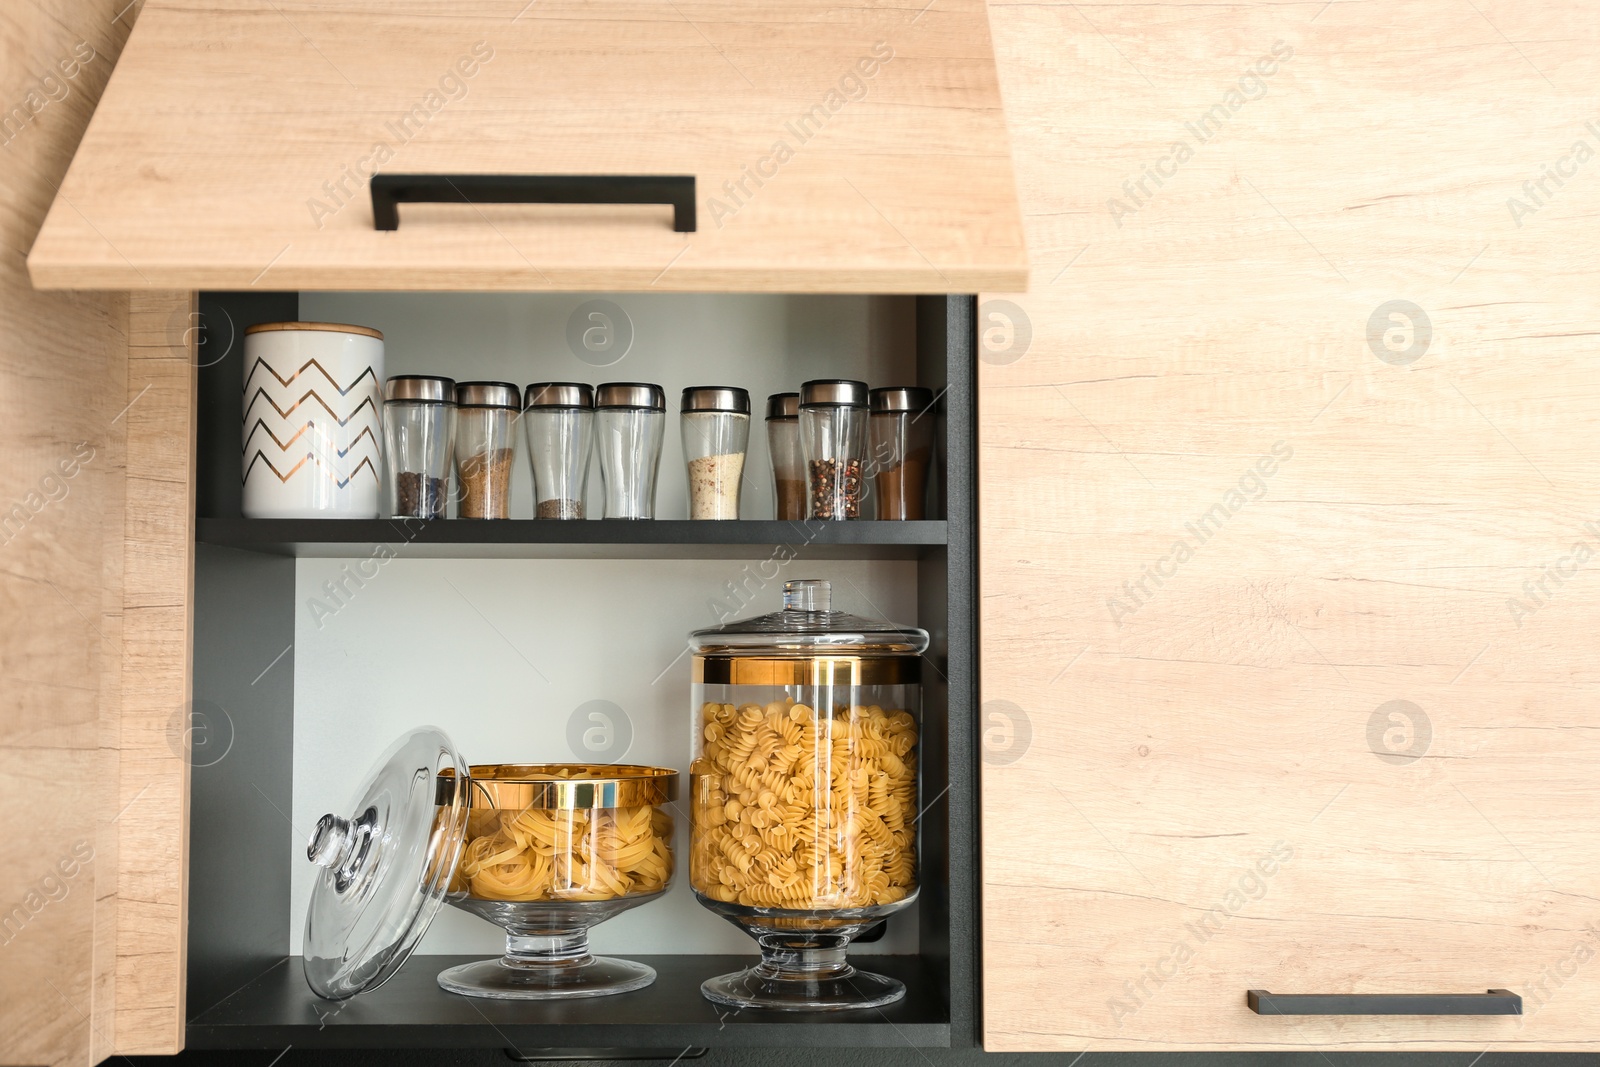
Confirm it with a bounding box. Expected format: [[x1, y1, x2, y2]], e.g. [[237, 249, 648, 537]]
[[308, 806, 380, 892], [783, 579, 830, 612], [307, 813, 352, 868]]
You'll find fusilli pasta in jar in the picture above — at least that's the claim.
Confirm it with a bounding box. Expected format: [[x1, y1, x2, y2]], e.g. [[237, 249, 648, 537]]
[[690, 699, 917, 908], [687, 578, 928, 1011]]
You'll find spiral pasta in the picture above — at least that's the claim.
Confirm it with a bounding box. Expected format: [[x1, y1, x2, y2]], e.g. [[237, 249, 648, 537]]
[[690, 700, 918, 909], [449, 801, 674, 902]]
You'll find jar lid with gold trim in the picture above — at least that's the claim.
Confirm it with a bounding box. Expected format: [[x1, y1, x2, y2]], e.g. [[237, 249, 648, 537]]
[[689, 579, 927, 657]]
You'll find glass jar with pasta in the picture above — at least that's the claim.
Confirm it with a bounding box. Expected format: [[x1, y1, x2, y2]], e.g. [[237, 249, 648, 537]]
[[303, 727, 677, 1003], [688, 579, 927, 1011]]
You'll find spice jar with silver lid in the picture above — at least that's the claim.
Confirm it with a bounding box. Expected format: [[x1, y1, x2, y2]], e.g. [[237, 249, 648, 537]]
[[384, 375, 455, 519], [681, 387, 750, 520], [868, 386, 935, 521], [799, 379, 868, 521], [595, 383, 666, 520], [766, 392, 803, 520], [454, 382, 520, 520], [524, 383, 595, 520]]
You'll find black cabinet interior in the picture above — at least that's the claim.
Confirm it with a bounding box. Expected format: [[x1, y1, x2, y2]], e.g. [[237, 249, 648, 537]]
[[185, 293, 977, 1051]]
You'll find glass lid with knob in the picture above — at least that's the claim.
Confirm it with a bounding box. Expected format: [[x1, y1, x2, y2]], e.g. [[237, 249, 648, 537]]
[[689, 579, 929, 655], [303, 727, 470, 1000]]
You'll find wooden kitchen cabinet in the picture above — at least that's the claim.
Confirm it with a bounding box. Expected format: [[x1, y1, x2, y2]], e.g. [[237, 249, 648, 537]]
[[14, 1, 1018, 1061], [981, 0, 1600, 1052], [27, 0, 1025, 293], [15, 0, 1600, 1060]]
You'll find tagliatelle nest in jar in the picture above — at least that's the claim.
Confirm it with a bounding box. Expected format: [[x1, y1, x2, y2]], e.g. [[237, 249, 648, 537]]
[[690, 699, 918, 909], [447, 766, 674, 902]]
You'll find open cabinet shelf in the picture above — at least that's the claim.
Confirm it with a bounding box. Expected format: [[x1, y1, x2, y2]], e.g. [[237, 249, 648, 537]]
[[186, 955, 949, 1049], [197, 518, 949, 560], [187, 293, 976, 1051]]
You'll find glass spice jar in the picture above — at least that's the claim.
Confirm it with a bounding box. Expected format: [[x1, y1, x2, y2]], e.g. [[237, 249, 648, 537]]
[[688, 579, 927, 1011], [799, 379, 868, 521], [595, 383, 666, 520], [681, 387, 750, 520], [766, 392, 803, 521], [453, 382, 520, 520], [868, 386, 935, 521], [524, 383, 595, 520], [384, 375, 455, 519]]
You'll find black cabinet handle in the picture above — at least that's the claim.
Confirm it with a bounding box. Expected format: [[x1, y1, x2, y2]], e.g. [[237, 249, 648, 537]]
[[370, 174, 696, 232], [1247, 989, 1521, 1016]]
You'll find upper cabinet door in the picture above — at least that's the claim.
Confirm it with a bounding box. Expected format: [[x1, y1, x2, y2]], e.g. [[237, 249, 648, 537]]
[[981, 0, 1600, 1054], [26, 0, 1026, 293]]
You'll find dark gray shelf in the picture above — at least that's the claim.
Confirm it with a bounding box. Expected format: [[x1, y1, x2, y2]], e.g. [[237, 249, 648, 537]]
[[186, 955, 950, 1049], [195, 518, 947, 559]]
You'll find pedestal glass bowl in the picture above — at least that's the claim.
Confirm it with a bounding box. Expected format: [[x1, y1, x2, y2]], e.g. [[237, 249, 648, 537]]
[[437, 764, 677, 999]]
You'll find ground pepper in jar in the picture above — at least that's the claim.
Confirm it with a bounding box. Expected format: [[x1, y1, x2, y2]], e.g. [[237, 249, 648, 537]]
[[868, 386, 936, 521], [457, 448, 515, 519], [536, 498, 584, 519], [454, 382, 520, 520]]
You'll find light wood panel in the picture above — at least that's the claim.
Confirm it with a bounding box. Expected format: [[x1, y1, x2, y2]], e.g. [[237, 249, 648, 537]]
[[116, 291, 194, 1054], [27, 0, 1027, 293], [981, 0, 1600, 1052], [2, 3, 192, 1065], [0, 1, 132, 1064]]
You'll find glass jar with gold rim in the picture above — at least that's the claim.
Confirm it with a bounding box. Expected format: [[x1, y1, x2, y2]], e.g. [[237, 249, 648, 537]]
[[302, 729, 676, 1003], [687, 578, 928, 1011]]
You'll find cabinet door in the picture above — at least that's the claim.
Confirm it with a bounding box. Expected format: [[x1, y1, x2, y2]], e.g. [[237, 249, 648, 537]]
[[27, 0, 1025, 293], [981, 0, 1600, 1052], [1, 3, 194, 1064]]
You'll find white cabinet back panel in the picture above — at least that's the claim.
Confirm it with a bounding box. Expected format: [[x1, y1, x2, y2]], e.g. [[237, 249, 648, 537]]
[[299, 292, 916, 522], [286, 292, 924, 955]]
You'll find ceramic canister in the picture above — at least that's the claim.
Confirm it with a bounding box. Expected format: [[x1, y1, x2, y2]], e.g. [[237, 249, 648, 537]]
[[242, 322, 384, 518]]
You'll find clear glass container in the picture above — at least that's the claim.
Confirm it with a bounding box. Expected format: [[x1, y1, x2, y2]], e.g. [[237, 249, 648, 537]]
[[688, 579, 928, 1011], [766, 392, 803, 521], [799, 379, 868, 521], [304, 728, 677, 1002], [596, 383, 666, 520], [681, 387, 751, 520], [454, 382, 520, 520], [868, 387, 935, 521], [384, 376, 455, 519], [524, 383, 594, 520]]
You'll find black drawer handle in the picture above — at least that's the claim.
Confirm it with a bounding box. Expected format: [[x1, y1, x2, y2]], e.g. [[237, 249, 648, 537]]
[[370, 174, 696, 232], [1247, 989, 1521, 1016]]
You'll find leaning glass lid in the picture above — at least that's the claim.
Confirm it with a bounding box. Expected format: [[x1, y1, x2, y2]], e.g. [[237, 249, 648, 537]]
[[689, 579, 928, 656], [303, 726, 471, 1000]]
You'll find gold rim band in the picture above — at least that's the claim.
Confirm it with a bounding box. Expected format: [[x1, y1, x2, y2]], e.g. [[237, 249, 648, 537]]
[[693, 655, 920, 686], [244, 320, 384, 340], [438, 764, 678, 809]]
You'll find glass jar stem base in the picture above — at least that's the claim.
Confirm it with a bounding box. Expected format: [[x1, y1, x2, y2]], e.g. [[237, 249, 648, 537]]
[[701, 938, 905, 1011], [436, 929, 656, 1000]]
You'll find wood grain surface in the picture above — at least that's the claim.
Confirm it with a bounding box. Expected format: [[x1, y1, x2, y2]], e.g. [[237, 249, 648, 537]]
[[1, 2, 132, 1064], [980, 0, 1600, 1052], [2, 3, 191, 1063], [27, 0, 1026, 293], [116, 290, 194, 1055]]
